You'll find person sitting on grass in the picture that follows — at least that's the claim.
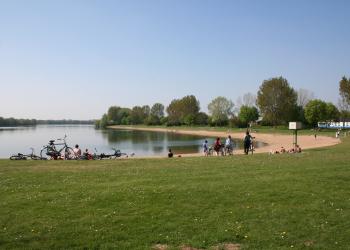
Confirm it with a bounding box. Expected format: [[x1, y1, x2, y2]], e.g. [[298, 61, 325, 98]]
[[168, 148, 173, 158], [73, 144, 82, 157], [83, 149, 93, 160], [280, 147, 286, 153]]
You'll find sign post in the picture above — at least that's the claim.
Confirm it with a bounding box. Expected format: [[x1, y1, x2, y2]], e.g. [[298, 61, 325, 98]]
[[289, 122, 302, 149]]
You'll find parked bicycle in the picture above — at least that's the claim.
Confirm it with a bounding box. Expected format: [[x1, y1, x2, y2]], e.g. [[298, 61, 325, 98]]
[[95, 148, 128, 160], [40, 135, 76, 160], [10, 148, 46, 160]]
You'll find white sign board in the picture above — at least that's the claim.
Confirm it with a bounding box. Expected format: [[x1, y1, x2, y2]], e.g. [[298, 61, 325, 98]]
[[289, 122, 302, 130]]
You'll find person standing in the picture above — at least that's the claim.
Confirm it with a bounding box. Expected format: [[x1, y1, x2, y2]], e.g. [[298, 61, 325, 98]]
[[225, 135, 234, 155], [203, 140, 209, 156], [244, 131, 252, 155], [214, 137, 223, 156]]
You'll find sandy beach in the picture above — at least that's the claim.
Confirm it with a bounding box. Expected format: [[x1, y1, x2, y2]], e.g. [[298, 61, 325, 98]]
[[109, 126, 341, 157]]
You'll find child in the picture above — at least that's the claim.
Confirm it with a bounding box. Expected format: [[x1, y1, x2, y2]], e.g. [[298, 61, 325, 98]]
[[203, 140, 209, 156]]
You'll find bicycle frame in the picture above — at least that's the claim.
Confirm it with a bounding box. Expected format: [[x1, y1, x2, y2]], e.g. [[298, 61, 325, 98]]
[[41, 135, 75, 160], [96, 148, 127, 159]]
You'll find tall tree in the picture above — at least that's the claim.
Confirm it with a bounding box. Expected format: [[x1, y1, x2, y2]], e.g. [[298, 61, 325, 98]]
[[238, 105, 259, 127], [235, 93, 257, 115], [208, 96, 234, 126], [180, 95, 200, 125], [257, 77, 297, 126], [339, 76, 350, 106], [99, 113, 109, 129], [166, 99, 182, 125], [242, 93, 257, 107], [107, 106, 121, 123], [118, 108, 131, 125], [195, 112, 209, 125], [130, 106, 145, 124], [166, 95, 200, 126], [325, 102, 340, 121], [150, 103, 165, 119], [146, 103, 165, 125], [141, 105, 150, 118], [297, 88, 314, 107], [304, 99, 339, 126]]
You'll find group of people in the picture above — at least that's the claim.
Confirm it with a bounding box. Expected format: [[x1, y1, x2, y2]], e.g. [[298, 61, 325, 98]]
[[73, 144, 94, 160], [202, 131, 255, 156], [270, 144, 302, 154]]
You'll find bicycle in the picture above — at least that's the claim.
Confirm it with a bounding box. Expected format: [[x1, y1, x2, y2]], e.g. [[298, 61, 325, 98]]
[[249, 137, 255, 155], [95, 148, 127, 160], [10, 148, 46, 160], [213, 144, 225, 156], [224, 144, 234, 156], [40, 135, 75, 160]]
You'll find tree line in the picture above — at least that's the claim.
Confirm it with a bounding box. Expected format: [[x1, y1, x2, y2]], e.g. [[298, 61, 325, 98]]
[[0, 117, 37, 126], [0, 118, 94, 127], [96, 76, 350, 129]]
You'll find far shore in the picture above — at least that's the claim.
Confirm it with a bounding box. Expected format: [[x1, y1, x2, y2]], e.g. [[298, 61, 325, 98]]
[[108, 125, 341, 157]]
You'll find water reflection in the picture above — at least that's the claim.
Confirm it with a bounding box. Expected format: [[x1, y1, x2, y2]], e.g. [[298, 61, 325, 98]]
[[0, 126, 37, 133], [0, 125, 267, 157]]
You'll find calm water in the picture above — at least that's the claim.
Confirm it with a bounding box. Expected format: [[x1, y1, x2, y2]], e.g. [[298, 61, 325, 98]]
[[0, 125, 265, 158]]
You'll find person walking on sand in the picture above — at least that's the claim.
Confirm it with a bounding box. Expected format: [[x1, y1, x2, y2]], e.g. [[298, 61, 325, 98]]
[[244, 131, 252, 155]]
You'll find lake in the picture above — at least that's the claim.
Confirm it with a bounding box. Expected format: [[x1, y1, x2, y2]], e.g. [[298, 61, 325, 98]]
[[0, 125, 265, 158]]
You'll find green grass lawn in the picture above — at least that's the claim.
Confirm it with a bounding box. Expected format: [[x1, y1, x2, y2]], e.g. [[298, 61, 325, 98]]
[[1, 139, 350, 249]]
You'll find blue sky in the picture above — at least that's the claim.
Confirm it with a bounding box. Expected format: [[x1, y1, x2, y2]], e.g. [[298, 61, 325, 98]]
[[0, 0, 349, 119]]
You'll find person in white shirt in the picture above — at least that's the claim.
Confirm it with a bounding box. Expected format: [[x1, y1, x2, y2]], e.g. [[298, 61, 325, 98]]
[[73, 144, 82, 157], [224, 135, 234, 155]]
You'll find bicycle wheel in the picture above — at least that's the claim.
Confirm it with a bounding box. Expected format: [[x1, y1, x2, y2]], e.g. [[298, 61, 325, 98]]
[[40, 147, 49, 159], [10, 155, 26, 160], [41, 147, 57, 159], [64, 147, 76, 160]]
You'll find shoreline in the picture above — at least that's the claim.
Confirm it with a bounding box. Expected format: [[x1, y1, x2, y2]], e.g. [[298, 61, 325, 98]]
[[109, 125, 341, 157]]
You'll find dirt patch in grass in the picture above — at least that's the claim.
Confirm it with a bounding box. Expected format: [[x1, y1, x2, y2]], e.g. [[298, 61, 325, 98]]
[[180, 246, 204, 250], [304, 240, 315, 247], [153, 244, 169, 250], [211, 243, 241, 250], [153, 243, 240, 250]]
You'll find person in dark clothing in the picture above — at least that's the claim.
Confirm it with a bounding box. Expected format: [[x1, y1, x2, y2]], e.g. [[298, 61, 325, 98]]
[[244, 131, 252, 155], [168, 148, 173, 158], [214, 137, 223, 156]]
